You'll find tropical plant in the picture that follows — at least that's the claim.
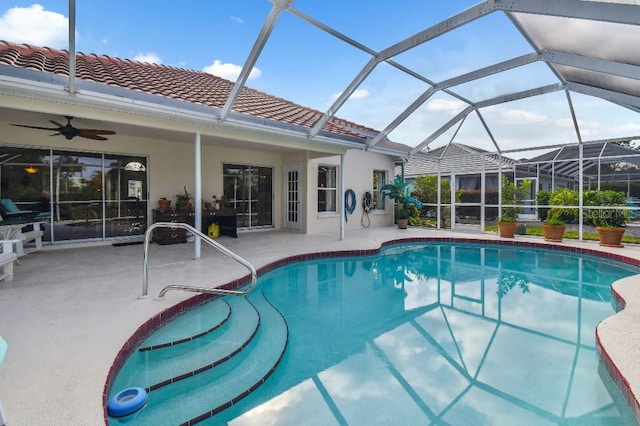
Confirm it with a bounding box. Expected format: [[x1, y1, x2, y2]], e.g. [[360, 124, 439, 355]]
[[500, 174, 530, 221], [497, 215, 517, 223], [548, 187, 579, 223], [174, 186, 193, 208], [544, 217, 565, 226], [381, 175, 423, 220]]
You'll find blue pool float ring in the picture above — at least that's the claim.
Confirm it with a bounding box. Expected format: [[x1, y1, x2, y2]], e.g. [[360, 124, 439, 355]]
[[107, 387, 148, 418]]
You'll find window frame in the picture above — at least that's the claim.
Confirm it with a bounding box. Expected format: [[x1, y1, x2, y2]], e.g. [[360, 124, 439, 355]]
[[372, 169, 387, 211], [317, 165, 338, 213]]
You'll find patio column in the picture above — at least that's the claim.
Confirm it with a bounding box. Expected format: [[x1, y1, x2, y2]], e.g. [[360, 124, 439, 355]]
[[578, 143, 584, 241], [194, 133, 202, 259], [480, 155, 486, 232], [450, 170, 456, 230], [437, 162, 441, 230], [340, 153, 345, 241]]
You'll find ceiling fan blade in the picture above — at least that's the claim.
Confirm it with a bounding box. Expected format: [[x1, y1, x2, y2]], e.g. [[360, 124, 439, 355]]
[[10, 124, 59, 131], [77, 129, 116, 140], [12, 116, 115, 141]]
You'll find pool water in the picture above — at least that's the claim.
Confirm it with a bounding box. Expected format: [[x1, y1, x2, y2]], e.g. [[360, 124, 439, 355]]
[[109, 243, 640, 425]]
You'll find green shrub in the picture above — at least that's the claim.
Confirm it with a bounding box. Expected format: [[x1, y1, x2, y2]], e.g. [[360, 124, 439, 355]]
[[536, 190, 552, 221], [548, 188, 579, 223]]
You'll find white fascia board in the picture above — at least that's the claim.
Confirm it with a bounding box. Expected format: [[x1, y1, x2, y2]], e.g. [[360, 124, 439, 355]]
[[0, 74, 364, 153]]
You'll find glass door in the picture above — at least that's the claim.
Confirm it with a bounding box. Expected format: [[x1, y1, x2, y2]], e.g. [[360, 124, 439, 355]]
[[285, 164, 300, 229], [223, 164, 273, 229]]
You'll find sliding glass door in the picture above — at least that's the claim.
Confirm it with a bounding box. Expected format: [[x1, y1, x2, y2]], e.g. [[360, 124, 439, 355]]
[[0, 145, 148, 242], [223, 164, 273, 229]]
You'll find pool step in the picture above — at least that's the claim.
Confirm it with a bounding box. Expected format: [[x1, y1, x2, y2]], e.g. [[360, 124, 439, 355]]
[[111, 296, 260, 392], [108, 291, 288, 425], [139, 299, 232, 351]]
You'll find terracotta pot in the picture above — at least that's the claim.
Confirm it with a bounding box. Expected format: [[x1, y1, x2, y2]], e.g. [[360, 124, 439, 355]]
[[158, 199, 171, 210], [596, 226, 625, 248], [498, 222, 517, 238], [542, 224, 565, 242], [397, 218, 409, 229]]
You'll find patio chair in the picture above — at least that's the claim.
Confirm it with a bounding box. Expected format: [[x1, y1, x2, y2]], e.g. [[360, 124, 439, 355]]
[[0, 239, 19, 281], [0, 198, 39, 219]]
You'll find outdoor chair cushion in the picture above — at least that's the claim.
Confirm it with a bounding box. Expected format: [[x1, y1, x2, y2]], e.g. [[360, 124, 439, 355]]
[[0, 199, 38, 219]]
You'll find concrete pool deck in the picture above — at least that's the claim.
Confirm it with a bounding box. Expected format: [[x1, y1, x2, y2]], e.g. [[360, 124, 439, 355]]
[[0, 226, 639, 425]]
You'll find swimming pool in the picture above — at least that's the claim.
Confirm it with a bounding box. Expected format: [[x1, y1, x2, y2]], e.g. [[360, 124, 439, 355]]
[[107, 242, 640, 425]]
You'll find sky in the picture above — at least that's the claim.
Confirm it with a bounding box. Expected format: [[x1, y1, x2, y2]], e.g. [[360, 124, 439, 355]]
[[1, 0, 639, 157]]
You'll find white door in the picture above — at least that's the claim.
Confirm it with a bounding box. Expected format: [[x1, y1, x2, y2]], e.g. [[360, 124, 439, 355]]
[[285, 164, 301, 230]]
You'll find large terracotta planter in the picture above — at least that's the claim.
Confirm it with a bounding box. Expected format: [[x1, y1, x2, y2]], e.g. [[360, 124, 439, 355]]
[[596, 226, 625, 247], [542, 224, 565, 242], [397, 218, 409, 229], [498, 222, 517, 238]]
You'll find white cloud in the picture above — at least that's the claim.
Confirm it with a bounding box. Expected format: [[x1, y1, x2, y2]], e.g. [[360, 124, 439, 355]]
[[0, 4, 69, 48], [230, 16, 244, 24], [615, 122, 640, 133], [497, 109, 547, 124], [555, 117, 600, 129], [202, 60, 261, 81], [426, 98, 465, 114], [330, 88, 370, 101], [133, 52, 162, 64]]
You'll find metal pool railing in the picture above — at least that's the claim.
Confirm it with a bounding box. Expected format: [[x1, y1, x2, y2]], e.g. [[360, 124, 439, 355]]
[[141, 222, 257, 298]]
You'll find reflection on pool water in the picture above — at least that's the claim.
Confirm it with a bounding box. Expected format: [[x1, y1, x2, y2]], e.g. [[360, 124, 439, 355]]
[[109, 243, 640, 425]]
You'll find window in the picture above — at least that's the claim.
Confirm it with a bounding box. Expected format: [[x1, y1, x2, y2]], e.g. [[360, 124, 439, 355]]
[[318, 165, 337, 212], [373, 170, 387, 210]]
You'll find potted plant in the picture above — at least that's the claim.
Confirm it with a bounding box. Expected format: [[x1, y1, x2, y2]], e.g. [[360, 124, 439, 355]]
[[158, 197, 171, 210], [541, 217, 566, 242], [595, 207, 627, 248], [585, 189, 627, 247], [381, 175, 423, 229], [497, 214, 518, 238], [212, 195, 220, 210], [174, 186, 193, 211], [497, 175, 530, 238], [219, 194, 230, 209]]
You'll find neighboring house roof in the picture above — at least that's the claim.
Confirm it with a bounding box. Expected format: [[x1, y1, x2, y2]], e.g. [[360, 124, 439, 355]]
[[0, 40, 407, 153], [404, 143, 518, 179], [523, 141, 640, 179]]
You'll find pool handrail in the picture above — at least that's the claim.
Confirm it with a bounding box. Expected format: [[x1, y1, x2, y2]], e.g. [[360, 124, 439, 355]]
[[142, 222, 257, 298]]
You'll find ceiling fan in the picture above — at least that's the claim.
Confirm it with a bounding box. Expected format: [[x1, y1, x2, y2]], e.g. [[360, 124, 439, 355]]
[[11, 116, 116, 141]]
